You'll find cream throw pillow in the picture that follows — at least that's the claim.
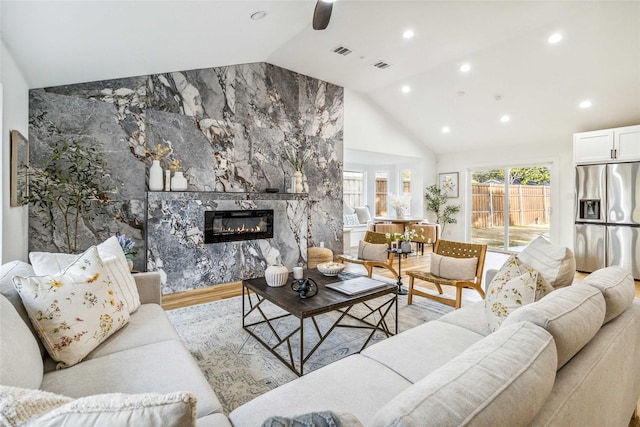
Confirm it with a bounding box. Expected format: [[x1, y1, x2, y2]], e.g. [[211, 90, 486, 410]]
[[518, 235, 576, 288], [485, 254, 553, 332], [13, 246, 130, 368], [358, 241, 388, 262], [430, 253, 478, 281], [30, 236, 141, 313], [0, 385, 196, 427]]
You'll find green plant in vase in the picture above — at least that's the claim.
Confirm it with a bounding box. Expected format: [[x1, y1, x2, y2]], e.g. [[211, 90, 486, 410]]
[[424, 184, 461, 237], [27, 139, 112, 253]]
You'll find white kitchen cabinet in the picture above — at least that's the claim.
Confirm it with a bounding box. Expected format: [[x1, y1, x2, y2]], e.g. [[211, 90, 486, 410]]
[[574, 125, 640, 164]]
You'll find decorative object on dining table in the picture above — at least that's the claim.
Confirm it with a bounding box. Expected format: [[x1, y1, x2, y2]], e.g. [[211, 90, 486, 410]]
[[389, 193, 410, 218], [264, 264, 289, 287], [316, 262, 345, 276], [291, 278, 318, 299], [293, 266, 304, 280]]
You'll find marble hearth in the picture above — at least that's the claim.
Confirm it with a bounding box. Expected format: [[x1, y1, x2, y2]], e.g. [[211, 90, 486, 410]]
[[147, 191, 308, 294]]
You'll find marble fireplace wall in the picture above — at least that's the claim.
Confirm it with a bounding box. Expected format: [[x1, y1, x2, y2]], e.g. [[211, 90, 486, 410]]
[[28, 63, 343, 291], [147, 192, 307, 294]]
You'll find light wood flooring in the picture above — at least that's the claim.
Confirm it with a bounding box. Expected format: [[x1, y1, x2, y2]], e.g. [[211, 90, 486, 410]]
[[162, 249, 640, 310]]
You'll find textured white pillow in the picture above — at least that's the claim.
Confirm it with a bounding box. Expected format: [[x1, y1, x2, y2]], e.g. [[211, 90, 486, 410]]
[[485, 254, 552, 332], [30, 236, 141, 313], [0, 386, 196, 427], [358, 241, 388, 262], [353, 206, 372, 224], [343, 214, 360, 226], [518, 236, 576, 287], [430, 253, 477, 281], [13, 246, 130, 368]]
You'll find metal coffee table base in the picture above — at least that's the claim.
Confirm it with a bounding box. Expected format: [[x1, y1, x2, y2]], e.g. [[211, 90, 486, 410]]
[[242, 288, 397, 376]]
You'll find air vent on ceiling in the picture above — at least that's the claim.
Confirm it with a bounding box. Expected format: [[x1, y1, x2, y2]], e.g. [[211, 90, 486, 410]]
[[332, 45, 353, 56], [373, 61, 391, 70]]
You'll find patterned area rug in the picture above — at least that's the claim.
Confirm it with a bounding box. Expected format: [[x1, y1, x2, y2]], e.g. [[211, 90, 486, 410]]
[[166, 279, 453, 414]]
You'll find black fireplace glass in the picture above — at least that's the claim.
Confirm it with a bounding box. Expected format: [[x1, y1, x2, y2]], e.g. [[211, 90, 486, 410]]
[[204, 209, 274, 243]]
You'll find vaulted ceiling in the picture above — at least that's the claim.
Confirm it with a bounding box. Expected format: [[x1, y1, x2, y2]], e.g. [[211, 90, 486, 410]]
[[2, 1, 639, 155]]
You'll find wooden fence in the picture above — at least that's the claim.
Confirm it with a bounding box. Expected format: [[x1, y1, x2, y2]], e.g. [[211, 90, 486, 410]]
[[472, 183, 550, 228]]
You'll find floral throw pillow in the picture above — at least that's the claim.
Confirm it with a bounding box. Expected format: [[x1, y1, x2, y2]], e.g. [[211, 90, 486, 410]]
[[12, 246, 130, 368], [485, 254, 551, 332]]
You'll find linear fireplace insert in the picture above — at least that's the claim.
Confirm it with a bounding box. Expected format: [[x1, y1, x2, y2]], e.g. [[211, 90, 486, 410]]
[[204, 209, 274, 244]]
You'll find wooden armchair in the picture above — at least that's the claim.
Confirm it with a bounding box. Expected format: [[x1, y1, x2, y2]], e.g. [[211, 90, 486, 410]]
[[407, 240, 487, 309], [337, 231, 398, 278]]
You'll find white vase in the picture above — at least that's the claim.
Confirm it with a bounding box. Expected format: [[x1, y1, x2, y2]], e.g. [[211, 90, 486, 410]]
[[294, 171, 303, 193], [149, 160, 164, 191], [171, 171, 188, 191], [265, 264, 289, 287], [401, 241, 412, 253], [395, 207, 405, 218]]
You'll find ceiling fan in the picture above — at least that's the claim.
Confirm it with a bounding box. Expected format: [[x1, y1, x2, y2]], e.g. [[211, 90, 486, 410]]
[[312, 0, 335, 30]]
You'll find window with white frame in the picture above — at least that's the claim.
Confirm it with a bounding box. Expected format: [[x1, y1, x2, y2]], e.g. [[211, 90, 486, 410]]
[[343, 170, 364, 209]]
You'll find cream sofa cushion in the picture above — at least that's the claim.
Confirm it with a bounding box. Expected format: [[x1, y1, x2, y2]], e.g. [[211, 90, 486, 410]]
[[430, 253, 477, 281], [502, 284, 605, 369], [518, 235, 576, 288], [0, 296, 43, 389], [580, 266, 635, 324], [0, 260, 45, 356], [370, 321, 557, 427], [14, 246, 130, 368]]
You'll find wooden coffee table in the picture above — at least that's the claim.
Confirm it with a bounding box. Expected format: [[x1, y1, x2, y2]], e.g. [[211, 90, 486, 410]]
[[242, 269, 398, 376]]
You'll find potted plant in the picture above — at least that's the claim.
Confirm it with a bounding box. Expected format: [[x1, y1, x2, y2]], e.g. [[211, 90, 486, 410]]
[[424, 184, 461, 237], [118, 234, 138, 271], [385, 228, 423, 252], [26, 139, 112, 253]]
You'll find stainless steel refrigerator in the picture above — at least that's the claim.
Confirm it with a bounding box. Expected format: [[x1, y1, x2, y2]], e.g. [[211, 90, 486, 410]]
[[575, 162, 640, 280]]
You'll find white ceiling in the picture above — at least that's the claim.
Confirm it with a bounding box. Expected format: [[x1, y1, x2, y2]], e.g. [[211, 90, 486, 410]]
[[2, 0, 639, 155]]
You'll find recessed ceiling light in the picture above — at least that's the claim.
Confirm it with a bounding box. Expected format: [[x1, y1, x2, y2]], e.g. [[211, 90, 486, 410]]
[[460, 63, 471, 73], [500, 115, 511, 123], [403, 29, 414, 39], [320, 0, 336, 3], [250, 11, 267, 20], [401, 85, 411, 94], [442, 127, 451, 133], [548, 33, 563, 44], [579, 100, 592, 109]]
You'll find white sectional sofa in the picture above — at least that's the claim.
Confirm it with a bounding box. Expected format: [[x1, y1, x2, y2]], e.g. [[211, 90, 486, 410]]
[[230, 266, 640, 426], [3, 255, 639, 427]]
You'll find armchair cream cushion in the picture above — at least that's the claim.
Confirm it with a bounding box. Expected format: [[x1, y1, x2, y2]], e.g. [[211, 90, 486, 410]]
[[430, 253, 477, 281], [357, 241, 387, 262]]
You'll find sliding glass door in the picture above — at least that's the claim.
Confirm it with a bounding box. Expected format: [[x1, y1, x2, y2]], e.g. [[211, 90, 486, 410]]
[[471, 166, 551, 252]]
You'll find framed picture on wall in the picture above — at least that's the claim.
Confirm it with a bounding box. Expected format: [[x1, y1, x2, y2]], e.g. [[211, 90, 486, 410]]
[[10, 130, 29, 207], [439, 172, 458, 198]]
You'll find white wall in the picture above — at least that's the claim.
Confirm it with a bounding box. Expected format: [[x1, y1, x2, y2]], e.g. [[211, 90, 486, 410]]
[[436, 141, 575, 248], [343, 89, 437, 216], [1, 42, 30, 262]]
